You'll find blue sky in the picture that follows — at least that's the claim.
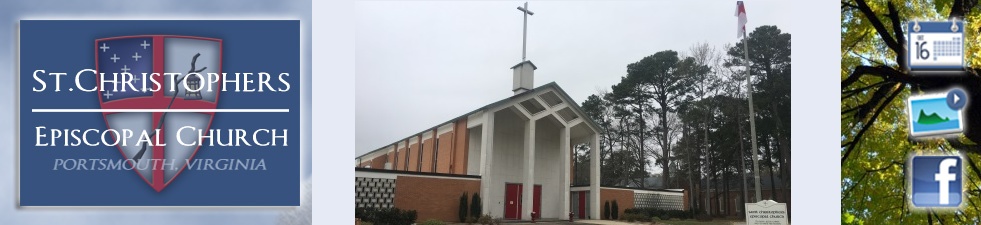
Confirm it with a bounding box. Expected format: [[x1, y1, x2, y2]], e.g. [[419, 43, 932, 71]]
[[0, 0, 311, 224]]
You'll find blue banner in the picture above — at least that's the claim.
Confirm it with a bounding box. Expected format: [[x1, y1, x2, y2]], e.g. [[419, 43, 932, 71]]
[[19, 20, 300, 206]]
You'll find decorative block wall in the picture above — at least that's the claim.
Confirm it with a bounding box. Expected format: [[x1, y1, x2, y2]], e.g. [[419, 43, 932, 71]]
[[634, 192, 684, 210], [355, 177, 396, 208]]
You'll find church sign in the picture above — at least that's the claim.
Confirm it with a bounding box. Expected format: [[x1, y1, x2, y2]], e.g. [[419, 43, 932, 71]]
[[745, 200, 789, 225]]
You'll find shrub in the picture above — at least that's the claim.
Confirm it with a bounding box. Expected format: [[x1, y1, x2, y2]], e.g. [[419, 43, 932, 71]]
[[459, 192, 469, 222], [611, 200, 619, 220], [465, 216, 478, 224], [621, 208, 693, 220], [419, 219, 446, 225], [477, 214, 496, 225], [695, 213, 712, 221], [620, 213, 646, 222], [355, 207, 418, 225], [603, 201, 610, 219], [470, 193, 482, 218], [402, 210, 418, 225]]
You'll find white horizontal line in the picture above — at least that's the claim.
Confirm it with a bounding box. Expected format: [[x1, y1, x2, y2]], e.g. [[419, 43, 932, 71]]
[[31, 109, 289, 113]]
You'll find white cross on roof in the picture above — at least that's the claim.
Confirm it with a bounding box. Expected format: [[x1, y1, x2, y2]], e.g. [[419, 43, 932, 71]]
[[121, 65, 131, 73], [141, 40, 150, 49], [103, 91, 113, 100], [110, 54, 120, 63], [132, 52, 142, 61], [99, 43, 109, 52]]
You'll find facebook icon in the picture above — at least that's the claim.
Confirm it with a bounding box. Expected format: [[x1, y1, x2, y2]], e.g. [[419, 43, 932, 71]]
[[912, 155, 963, 207]]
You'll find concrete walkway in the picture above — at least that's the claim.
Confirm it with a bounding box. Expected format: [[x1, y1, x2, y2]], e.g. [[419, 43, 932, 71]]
[[462, 220, 751, 225], [446, 220, 597, 225], [574, 220, 750, 225], [574, 220, 646, 225]]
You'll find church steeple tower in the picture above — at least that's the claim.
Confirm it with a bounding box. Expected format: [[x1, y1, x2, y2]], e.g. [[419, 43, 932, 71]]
[[512, 2, 536, 95], [512, 60, 537, 94]]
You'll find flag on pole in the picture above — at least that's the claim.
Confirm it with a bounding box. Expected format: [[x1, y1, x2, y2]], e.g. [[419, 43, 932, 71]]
[[736, 1, 748, 38]]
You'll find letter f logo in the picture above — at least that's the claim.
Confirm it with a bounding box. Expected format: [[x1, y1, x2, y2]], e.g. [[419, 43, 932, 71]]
[[911, 155, 963, 208], [935, 158, 958, 204]]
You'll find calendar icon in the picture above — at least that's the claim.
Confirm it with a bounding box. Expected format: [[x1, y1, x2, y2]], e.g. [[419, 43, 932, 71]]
[[907, 21, 965, 71]]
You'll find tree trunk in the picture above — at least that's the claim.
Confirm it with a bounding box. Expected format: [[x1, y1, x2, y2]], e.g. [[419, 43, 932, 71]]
[[638, 104, 646, 188], [618, 118, 632, 187], [703, 84, 712, 212], [685, 124, 696, 214], [705, 143, 711, 215], [723, 165, 730, 216], [695, 178, 701, 213], [766, 142, 777, 201], [715, 169, 722, 216], [771, 103, 790, 203], [660, 106, 671, 189]]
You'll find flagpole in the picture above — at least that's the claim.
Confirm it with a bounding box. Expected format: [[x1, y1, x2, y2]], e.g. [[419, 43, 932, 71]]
[[743, 35, 762, 203]]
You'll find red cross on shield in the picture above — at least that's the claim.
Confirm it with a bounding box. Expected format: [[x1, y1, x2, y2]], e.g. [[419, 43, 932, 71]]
[[95, 35, 223, 192]]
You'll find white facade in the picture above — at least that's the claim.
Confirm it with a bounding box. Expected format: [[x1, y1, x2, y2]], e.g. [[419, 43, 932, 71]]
[[355, 61, 604, 220], [465, 84, 602, 220]]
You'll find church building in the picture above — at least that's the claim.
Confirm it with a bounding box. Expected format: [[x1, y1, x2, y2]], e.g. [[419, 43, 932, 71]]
[[355, 4, 684, 221], [355, 60, 688, 222]]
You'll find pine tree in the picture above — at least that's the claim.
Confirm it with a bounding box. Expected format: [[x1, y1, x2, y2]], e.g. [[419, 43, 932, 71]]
[[459, 192, 468, 222], [470, 192, 482, 219], [604, 201, 611, 220]]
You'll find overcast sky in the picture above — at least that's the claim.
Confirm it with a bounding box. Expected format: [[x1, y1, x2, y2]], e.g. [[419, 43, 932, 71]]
[[355, 0, 793, 156]]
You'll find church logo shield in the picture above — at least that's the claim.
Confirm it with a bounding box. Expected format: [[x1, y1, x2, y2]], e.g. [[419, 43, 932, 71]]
[[96, 35, 222, 192]]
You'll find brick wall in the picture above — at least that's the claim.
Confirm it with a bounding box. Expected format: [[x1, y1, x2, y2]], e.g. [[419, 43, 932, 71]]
[[394, 176, 481, 222], [435, 132, 454, 173], [362, 120, 472, 175], [389, 151, 397, 169], [408, 141, 420, 171], [421, 138, 435, 172], [367, 155, 385, 169], [396, 146, 406, 170], [452, 120, 468, 174], [600, 188, 634, 219]]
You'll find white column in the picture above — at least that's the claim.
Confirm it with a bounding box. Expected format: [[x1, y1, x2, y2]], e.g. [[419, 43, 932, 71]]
[[559, 126, 571, 220], [522, 118, 537, 220], [589, 133, 601, 219], [480, 111, 496, 215]]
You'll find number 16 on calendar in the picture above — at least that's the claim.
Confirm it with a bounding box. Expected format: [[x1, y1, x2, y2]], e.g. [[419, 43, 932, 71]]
[[908, 21, 966, 71]]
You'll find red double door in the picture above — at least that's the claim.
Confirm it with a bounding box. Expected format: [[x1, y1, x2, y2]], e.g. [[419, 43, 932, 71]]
[[504, 183, 541, 220]]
